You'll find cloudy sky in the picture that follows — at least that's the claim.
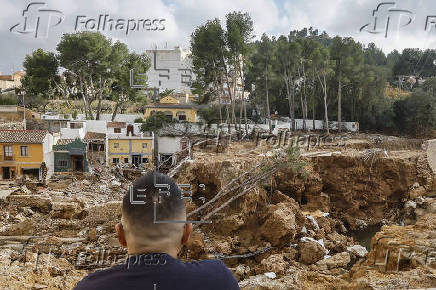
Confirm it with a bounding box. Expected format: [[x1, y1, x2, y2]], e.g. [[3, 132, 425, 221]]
[[2, 0, 436, 74]]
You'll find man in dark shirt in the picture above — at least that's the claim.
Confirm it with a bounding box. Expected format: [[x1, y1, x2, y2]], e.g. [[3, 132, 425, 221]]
[[74, 171, 240, 290]]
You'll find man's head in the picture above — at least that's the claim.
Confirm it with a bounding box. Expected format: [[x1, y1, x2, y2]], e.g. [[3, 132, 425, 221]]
[[116, 171, 192, 256]]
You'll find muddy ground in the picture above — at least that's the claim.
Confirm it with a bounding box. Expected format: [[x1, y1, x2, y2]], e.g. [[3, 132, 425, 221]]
[[0, 134, 435, 289]]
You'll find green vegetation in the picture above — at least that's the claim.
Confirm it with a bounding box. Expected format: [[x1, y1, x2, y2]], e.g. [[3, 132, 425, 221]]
[[22, 31, 150, 120], [0, 93, 18, 105], [140, 112, 173, 132]]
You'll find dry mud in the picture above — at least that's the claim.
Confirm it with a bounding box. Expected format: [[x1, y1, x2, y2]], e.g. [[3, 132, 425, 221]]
[[0, 137, 435, 289]]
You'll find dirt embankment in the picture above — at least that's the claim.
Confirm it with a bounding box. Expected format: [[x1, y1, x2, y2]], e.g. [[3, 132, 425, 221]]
[[0, 141, 435, 289], [175, 149, 436, 289]]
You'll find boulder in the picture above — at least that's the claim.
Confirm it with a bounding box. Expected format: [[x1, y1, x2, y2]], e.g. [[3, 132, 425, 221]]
[[51, 202, 81, 219], [260, 254, 288, 275], [299, 240, 325, 265], [347, 245, 368, 258], [317, 252, 350, 269], [260, 202, 303, 246], [6, 195, 52, 213]]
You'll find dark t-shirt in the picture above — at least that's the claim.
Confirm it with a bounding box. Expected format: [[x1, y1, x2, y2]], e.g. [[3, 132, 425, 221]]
[[74, 253, 240, 290]]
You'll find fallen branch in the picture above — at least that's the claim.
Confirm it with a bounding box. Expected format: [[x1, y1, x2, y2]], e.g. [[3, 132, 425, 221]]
[[213, 246, 275, 260]]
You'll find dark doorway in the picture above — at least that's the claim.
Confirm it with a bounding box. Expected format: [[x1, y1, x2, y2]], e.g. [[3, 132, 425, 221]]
[[2, 167, 10, 179], [22, 168, 40, 179], [72, 155, 84, 171], [132, 155, 141, 167], [127, 124, 135, 136]]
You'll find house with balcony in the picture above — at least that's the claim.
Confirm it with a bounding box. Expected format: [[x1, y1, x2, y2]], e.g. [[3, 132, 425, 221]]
[[0, 130, 53, 180]]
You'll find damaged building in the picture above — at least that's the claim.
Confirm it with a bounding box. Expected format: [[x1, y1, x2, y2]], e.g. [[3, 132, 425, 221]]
[[0, 130, 53, 180], [53, 138, 89, 173]]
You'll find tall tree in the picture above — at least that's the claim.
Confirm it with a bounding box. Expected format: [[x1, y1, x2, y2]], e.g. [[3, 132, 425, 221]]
[[191, 19, 226, 124], [225, 11, 254, 134], [56, 31, 149, 120], [274, 35, 301, 131], [330, 37, 363, 132], [22, 48, 59, 107], [310, 43, 332, 133]]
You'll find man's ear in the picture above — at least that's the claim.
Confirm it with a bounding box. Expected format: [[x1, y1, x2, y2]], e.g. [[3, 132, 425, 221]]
[[115, 223, 127, 248], [181, 223, 192, 244]]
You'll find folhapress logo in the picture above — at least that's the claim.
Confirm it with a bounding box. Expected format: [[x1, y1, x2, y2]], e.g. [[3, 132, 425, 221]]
[[9, 2, 65, 38], [10, 2, 166, 39]]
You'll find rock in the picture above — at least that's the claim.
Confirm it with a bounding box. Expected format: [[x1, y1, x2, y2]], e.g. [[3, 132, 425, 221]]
[[365, 213, 436, 272], [88, 228, 97, 241], [264, 272, 276, 279], [51, 202, 81, 219], [299, 240, 325, 265], [347, 245, 368, 258], [260, 254, 288, 275], [317, 252, 350, 269], [239, 274, 300, 289], [409, 185, 427, 199], [6, 195, 52, 214], [260, 202, 303, 246]]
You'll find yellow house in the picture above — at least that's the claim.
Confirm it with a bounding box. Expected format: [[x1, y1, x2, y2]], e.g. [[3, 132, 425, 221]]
[[144, 96, 198, 122], [0, 130, 54, 180], [106, 132, 154, 167]]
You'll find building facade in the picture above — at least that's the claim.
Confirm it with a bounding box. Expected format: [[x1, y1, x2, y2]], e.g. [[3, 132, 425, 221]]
[[106, 132, 154, 167], [144, 96, 198, 122], [0, 130, 53, 180], [0, 71, 25, 92], [53, 139, 89, 172]]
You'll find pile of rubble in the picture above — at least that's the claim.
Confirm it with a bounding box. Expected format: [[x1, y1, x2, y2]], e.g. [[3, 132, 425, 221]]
[[0, 137, 435, 289]]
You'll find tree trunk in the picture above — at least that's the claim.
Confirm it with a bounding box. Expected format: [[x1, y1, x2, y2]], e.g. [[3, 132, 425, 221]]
[[243, 97, 248, 135], [96, 96, 102, 120], [265, 66, 272, 133], [111, 97, 121, 122], [323, 74, 329, 134], [338, 71, 342, 133], [312, 102, 315, 131], [291, 85, 295, 131]]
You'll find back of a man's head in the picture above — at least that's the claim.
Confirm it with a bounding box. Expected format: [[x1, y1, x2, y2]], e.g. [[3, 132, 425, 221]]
[[121, 171, 186, 248]]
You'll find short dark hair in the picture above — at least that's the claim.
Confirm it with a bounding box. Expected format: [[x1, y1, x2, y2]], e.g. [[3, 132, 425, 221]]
[[122, 171, 186, 231]]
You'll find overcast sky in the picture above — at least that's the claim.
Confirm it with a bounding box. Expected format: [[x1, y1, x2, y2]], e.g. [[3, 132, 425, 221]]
[[2, 0, 436, 74]]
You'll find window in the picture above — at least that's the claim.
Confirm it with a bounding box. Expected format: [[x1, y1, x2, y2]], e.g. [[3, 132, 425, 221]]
[[114, 128, 121, 133], [70, 122, 83, 129], [57, 160, 68, 167], [20, 146, 29, 157], [178, 115, 187, 121], [142, 158, 149, 163], [142, 143, 147, 149], [114, 143, 119, 149], [3, 145, 12, 158], [113, 158, 119, 164], [124, 158, 129, 163]]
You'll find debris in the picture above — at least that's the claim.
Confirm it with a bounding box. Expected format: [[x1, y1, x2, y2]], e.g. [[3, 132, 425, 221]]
[[264, 272, 276, 279]]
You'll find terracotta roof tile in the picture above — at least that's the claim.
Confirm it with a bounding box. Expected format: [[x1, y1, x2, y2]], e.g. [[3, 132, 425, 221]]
[[107, 122, 126, 128], [0, 130, 48, 143], [56, 139, 75, 145], [84, 132, 106, 140]]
